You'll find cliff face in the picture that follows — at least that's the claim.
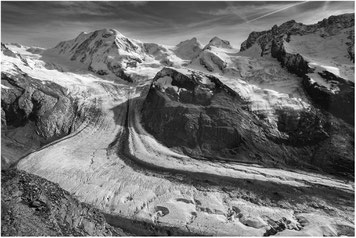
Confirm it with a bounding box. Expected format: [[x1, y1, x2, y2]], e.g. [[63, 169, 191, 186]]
[[1, 44, 105, 169], [142, 67, 247, 158], [240, 14, 355, 125], [2, 73, 77, 169], [1, 73, 78, 135], [1, 169, 127, 236], [302, 71, 355, 125], [141, 67, 354, 177], [1, 44, 107, 169]]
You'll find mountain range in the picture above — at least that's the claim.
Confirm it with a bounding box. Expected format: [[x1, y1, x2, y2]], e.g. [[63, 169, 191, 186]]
[[1, 13, 354, 236]]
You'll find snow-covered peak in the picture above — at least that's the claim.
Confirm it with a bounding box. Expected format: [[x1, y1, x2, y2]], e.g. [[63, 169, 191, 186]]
[[52, 28, 143, 57], [176, 37, 200, 47], [99, 28, 124, 38], [173, 37, 203, 60], [240, 13, 354, 53], [43, 28, 202, 81], [205, 36, 233, 49], [188, 36, 240, 74], [46, 28, 147, 80], [239, 13, 354, 84], [77, 28, 122, 39]]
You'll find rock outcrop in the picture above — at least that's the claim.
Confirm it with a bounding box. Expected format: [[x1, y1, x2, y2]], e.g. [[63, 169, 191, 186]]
[[1, 71, 91, 169], [302, 71, 355, 124], [142, 67, 247, 158], [1, 169, 127, 236], [141, 67, 354, 177]]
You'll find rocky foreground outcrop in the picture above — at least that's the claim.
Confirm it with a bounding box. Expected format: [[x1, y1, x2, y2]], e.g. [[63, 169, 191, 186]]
[[142, 67, 354, 178], [240, 13, 355, 124], [1, 169, 127, 236]]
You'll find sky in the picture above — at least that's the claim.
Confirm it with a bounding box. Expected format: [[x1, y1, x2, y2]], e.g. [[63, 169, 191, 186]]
[[1, 1, 354, 49]]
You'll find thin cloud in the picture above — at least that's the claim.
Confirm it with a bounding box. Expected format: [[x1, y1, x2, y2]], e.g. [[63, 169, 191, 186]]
[[125, 1, 148, 7], [245, 1, 309, 23]]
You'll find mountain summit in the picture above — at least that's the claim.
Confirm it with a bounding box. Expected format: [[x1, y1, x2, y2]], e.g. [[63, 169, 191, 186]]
[[205, 36, 233, 49], [174, 37, 203, 60], [50, 28, 144, 81]]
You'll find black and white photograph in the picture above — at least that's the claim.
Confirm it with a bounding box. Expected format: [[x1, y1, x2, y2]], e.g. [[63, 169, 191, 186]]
[[1, 0, 355, 236]]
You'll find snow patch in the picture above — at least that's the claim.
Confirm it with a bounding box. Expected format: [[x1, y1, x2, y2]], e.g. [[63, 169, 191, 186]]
[[307, 62, 341, 94], [284, 30, 354, 81], [154, 75, 178, 92]]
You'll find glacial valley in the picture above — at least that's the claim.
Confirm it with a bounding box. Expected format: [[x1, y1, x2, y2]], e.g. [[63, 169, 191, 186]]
[[1, 13, 354, 236]]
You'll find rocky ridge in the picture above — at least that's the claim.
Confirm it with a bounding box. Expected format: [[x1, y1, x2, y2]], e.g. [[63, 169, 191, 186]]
[[240, 13, 355, 124], [240, 14, 354, 55]]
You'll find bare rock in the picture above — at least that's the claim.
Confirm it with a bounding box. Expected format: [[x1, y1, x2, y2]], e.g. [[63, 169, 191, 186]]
[[1, 72, 89, 169], [1, 169, 127, 236], [142, 67, 353, 177]]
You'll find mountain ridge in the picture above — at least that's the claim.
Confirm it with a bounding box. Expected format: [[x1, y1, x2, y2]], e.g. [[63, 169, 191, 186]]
[[239, 13, 354, 124]]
